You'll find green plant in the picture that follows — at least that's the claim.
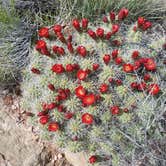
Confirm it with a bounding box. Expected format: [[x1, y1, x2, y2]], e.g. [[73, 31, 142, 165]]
[[21, 8, 166, 165]]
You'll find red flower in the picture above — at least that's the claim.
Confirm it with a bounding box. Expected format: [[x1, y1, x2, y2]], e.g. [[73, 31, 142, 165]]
[[51, 64, 65, 74], [48, 84, 55, 91], [73, 63, 80, 70], [38, 27, 49, 38], [105, 32, 112, 40], [57, 105, 64, 112], [96, 28, 104, 38], [37, 110, 48, 116], [103, 54, 111, 64], [31, 67, 40, 74], [47, 102, 57, 110], [115, 57, 123, 65], [77, 46, 87, 57], [118, 8, 129, 20], [67, 35, 72, 42], [110, 106, 120, 115], [115, 79, 122, 86], [53, 24, 62, 34], [67, 42, 74, 53], [56, 32, 66, 43], [137, 17, 145, 27], [82, 18, 88, 29], [112, 49, 119, 58], [48, 122, 59, 131], [64, 112, 74, 120], [112, 24, 119, 34], [110, 11, 115, 21], [57, 47, 65, 55], [123, 108, 129, 113], [82, 94, 96, 106], [89, 155, 97, 164], [92, 63, 100, 70], [75, 85, 86, 98], [52, 45, 58, 54], [133, 60, 141, 70], [144, 58, 156, 71], [35, 40, 47, 50], [66, 64, 74, 72], [137, 82, 146, 91], [148, 83, 160, 95], [132, 51, 139, 59], [143, 73, 151, 81], [39, 116, 49, 125], [142, 21, 152, 30], [82, 113, 94, 124], [99, 83, 109, 93], [87, 29, 96, 39], [102, 16, 108, 23], [72, 19, 80, 31], [130, 82, 138, 90], [77, 69, 87, 80], [123, 63, 134, 73]]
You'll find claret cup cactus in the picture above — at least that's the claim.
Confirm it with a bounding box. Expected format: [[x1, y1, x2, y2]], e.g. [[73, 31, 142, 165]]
[[21, 8, 166, 165]]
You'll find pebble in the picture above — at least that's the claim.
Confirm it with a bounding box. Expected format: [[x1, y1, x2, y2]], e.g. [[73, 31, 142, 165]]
[[58, 153, 63, 159]]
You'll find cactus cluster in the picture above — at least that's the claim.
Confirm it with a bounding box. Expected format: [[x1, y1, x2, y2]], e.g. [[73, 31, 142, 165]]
[[21, 8, 166, 165]]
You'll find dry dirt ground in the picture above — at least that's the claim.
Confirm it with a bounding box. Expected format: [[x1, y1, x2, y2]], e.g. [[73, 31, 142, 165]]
[[0, 85, 72, 166]]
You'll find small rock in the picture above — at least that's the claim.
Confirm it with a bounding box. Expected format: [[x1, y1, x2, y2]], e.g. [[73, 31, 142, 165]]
[[54, 155, 58, 161], [57, 153, 63, 159]]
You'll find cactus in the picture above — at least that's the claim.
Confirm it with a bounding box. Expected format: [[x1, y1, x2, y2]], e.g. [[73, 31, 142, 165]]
[[0, 0, 34, 86], [21, 8, 166, 165]]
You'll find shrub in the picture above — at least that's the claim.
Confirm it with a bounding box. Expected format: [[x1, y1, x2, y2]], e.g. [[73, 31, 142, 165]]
[[21, 8, 166, 165]]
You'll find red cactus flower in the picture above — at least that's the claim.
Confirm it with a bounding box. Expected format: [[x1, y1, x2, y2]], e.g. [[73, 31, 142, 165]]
[[143, 73, 151, 81], [37, 110, 48, 117], [112, 49, 119, 58], [39, 116, 49, 125], [103, 54, 111, 64], [137, 17, 145, 27], [137, 82, 147, 91], [67, 35, 72, 42], [123, 108, 129, 113], [105, 32, 112, 40], [123, 63, 134, 73], [110, 11, 115, 21], [52, 45, 58, 54], [77, 69, 87, 80], [48, 122, 59, 131], [57, 47, 65, 55], [118, 8, 129, 20], [82, 18, 89, 29], [66, 64, 74, 72], [102, 16, 108, 23], [96, 28, 104, 38], [82, 94, 96, 106], [48, 83, 55, 91], [133, 60, 141, 70], [73, 63, 80, 70], [57, 105, 64, 112], [51, 64, 65, 74], [92, 63, 100, 70], [130, 82, 138, 90], [112, 24, 120, 34], [148, 83, 160, 95], [144, 58, 156, 71], [56, 32, 66, 43], [75, 85, 86, 98], [132, 50, 140, 59], [115, 57, 123, 65], [31, 67, 40, 74], [47, 102, 57, 110], [115, 79, 122, 86], [64, 112, 74, 120], [67, 42, 74, 53], [77, 46, 87, 57], [53, 24, 62, 34], [38, 27, 49, 38], [89, 155, 97, 164], [87, 29, 96, 39], [142, 21, 152, 30], [110, 105, 120, 115], [82, 113, 94, 124], [72, 19, 80, 31], [99, 83, 109, 93], [35, 40, 47, 50], [133, 25, 137, 32]]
